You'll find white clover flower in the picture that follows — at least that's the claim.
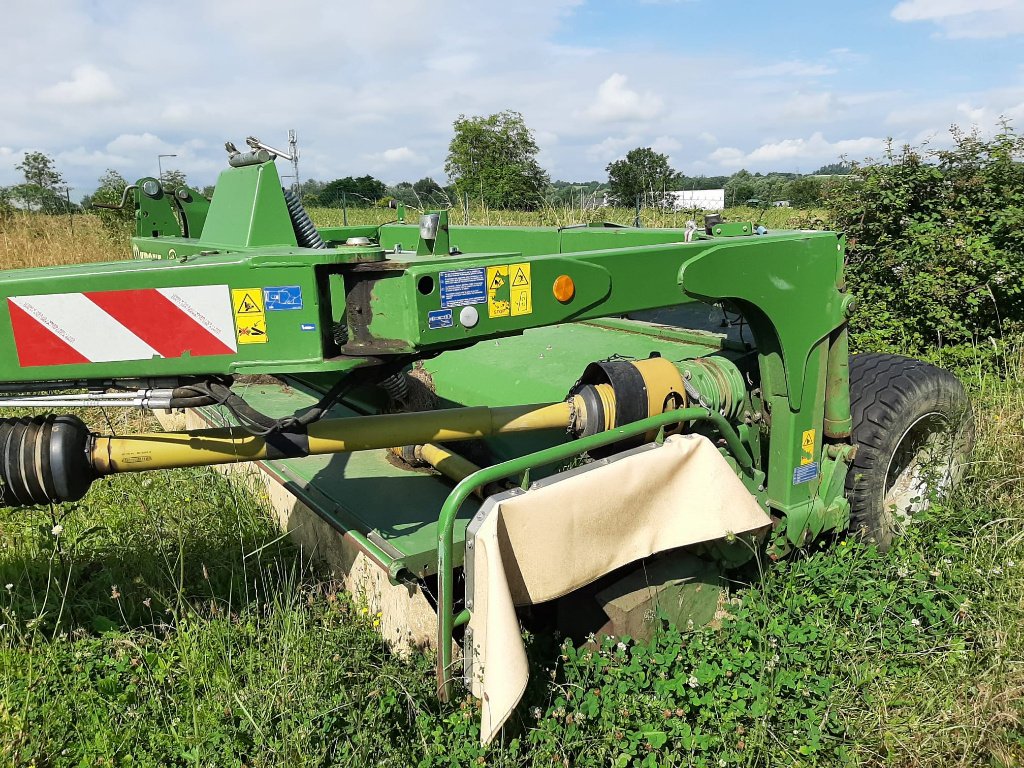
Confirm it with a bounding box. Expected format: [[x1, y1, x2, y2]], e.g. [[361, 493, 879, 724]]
[[531, 706, 542, 719], [4, 584, 12, 591], [991, 567, 1003, 575], [51, 524, 63, 537], [1007, 560, 1016, 568], [911, 618, 921, 627], [616, 641, 627, 652], [897, 567, 909, 578], [687, 675, 699, 688]]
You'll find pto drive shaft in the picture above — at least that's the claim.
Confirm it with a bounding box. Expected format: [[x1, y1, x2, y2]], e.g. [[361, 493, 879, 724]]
[[0, 355, 706, 507], [0, 403, 574, 507]]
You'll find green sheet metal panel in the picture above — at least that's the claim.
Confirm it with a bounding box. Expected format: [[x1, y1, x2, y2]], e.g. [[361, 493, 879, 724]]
[[197, 379, 480, 578]]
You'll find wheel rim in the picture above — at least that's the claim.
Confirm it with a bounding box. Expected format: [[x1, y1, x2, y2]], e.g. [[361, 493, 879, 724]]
[[882, 411, 962, 524]]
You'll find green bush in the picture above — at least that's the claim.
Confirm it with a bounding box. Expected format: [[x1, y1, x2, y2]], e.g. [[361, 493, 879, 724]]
[[826, 124, 1024, 358]]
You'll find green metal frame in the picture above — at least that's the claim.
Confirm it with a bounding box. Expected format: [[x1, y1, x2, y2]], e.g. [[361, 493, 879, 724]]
[[0, 156, 861, 646]]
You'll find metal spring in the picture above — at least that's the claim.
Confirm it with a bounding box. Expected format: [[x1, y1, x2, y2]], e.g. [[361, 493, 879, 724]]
[[332, 322, 349, 345], [282, 188, 326, 249], [378, 372, 409, 404], [683, 376, 711, 409]]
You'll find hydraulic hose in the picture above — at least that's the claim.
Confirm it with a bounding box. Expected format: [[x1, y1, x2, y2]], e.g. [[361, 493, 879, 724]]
[[283, 188, 326, 249]]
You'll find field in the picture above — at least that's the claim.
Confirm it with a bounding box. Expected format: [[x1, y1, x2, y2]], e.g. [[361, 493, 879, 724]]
[[304, 203, 822, 231], [0, 213, 1022, 766]]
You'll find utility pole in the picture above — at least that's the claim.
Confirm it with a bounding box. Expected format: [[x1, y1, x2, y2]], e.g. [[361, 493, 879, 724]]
[[288, 130, 300, 195], [157, 154, 177, 184]]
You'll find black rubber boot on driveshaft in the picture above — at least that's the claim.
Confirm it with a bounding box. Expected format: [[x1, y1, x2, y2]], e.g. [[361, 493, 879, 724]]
[[846, 353, 975, 551]]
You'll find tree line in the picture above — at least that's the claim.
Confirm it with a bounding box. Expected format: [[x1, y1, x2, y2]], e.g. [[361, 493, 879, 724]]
[[2, 112, 851, 218], [302, 112, 849, 211]]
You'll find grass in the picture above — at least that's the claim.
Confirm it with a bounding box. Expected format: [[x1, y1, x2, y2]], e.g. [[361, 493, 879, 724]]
[[0, 212, 129, 269], [0, 214, 1021, 766], [306, 202, 823, 230]]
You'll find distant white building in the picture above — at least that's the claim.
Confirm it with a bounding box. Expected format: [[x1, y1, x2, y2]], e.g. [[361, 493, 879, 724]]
[[665, 189, 725, 211]]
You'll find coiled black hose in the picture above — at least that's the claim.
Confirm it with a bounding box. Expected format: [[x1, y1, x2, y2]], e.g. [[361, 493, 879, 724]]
[[378, 372, 409, 404], [283, 188, 326, 249]]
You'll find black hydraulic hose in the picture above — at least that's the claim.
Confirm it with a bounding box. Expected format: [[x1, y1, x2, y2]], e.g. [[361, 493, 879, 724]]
[[165, 359, 413, 437], [282, 188, 326, 249]]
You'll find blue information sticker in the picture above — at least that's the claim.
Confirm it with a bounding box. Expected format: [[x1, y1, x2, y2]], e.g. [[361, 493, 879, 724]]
[[439, 268, 486, 308], [792, 462, 819, 485], [264, 285, 303, 311], [428, 309, 453, 330], [300, 323, 317, 331]]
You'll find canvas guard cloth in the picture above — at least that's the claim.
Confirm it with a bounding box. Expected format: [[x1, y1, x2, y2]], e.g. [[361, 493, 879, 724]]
[[467, 434, 772, 744]]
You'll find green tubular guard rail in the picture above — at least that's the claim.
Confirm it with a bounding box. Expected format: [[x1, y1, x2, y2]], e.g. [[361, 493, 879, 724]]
[[434, 406, 755, 699]]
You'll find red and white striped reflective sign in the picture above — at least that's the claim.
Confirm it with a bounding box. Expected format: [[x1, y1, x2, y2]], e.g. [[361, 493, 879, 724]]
[[7, 285, 237, 367]]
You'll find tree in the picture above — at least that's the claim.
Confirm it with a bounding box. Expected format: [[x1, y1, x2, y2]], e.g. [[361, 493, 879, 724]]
[[387, 181, 418, 208], [413, 177, 443, 197], [85, 169, 133, 232], [445, 111, 549, 210], [546, 180, 605, 209], [15, 151, 66, 212], [605, 147, 676, 207], [812, 162, 852, 176], [785, 176, 825, 207], [159, 168, 188, 192], [826, 124, 1024, 356], [724, 170, 760, 207], [312, 176, 388, 207]]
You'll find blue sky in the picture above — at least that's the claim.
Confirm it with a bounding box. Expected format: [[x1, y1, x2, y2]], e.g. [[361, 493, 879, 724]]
[[1, 0, 1022, 197]]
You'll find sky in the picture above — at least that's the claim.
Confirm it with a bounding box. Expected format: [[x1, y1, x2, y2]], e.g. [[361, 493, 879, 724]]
[[1, 0, 1023, 198]]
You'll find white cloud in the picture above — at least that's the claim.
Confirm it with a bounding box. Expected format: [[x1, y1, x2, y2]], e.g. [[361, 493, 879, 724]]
[[39, 65, 120, 105], [651, 135, 682, 154], [891, 0, 1024, 38], [780, 92, 839, 121], [361, 146, 429, 176], [709, 132, 888, 169], [892, 0, 1011, 21], [106, 133, 174, 156], [0, 0, 1018, 194], [707, 146, 746, 166], [582, 74, 664, 123], [586, 135, 641, 162], [381, 147, 422, 164], [426, 53, 479, 75], [737, 60, 837, 78]]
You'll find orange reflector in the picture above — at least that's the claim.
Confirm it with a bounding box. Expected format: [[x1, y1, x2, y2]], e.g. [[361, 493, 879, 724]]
[[552, 274, 575, 303]]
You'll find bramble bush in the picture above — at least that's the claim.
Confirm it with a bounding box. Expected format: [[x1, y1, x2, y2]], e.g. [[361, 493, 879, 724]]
[[827, 123, 1024, 359]]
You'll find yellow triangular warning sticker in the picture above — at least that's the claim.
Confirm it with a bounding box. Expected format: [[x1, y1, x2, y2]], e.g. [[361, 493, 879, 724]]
[[489, 274, 504, 289], [511, 267, 529, 287], [235, 293, 261, 314]]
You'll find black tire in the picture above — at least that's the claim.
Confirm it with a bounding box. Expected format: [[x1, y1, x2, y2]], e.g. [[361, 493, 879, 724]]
[[846, 353, 975, 550]]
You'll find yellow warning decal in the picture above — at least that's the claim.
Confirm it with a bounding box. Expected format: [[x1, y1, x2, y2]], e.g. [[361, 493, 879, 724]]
[[486, 265, 510, 318], [801, 428, 815, 465], [232, 288, 268, 344], [509, 262, 532, 317]]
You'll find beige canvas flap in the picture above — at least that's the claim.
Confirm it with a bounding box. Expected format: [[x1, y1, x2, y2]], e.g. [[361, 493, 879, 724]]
[[467, 433, 772, 745]]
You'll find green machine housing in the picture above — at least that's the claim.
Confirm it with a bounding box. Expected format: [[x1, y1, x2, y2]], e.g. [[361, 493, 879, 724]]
[[0, 157, 866, 699]]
